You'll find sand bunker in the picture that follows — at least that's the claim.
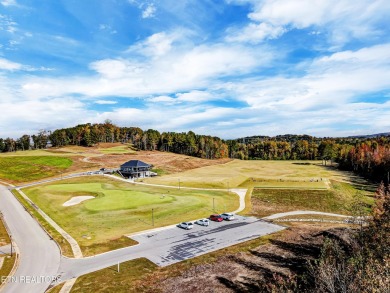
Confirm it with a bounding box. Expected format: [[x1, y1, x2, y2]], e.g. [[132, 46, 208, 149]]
[[63, 196, 95, 207]]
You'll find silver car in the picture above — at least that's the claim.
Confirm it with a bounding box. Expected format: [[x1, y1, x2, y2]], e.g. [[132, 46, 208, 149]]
[[195, 218, 210, 226], [178, 222, 194, 230], [221, 213, 235, 221]]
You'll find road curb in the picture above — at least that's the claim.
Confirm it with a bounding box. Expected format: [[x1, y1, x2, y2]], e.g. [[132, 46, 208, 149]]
[[0, 213, 20, 293]]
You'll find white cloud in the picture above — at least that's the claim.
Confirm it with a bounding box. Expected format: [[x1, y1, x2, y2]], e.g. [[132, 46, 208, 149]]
[[128, 31, 179, 57], [226, 0, 390, 46], [225, 44, 390, 114], [0, 97, 91, 138], [19, 39, 273, 100], [1, 0, 17, 7], [226, 22, 285, 44], [176, 91, 214, 102], [98, 24, 117, 34], [149, 91, 217, 104], [0, 14, 17, 34], [142, 3, 156, 19], [149, 95, 176, 104], [0, 58, 22, 70], [94, 100, 118, 105]]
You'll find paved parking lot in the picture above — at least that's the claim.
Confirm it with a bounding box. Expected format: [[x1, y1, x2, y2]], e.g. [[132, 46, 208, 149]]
[[131, 215, 285, 266], [59, 215, 285, 281]]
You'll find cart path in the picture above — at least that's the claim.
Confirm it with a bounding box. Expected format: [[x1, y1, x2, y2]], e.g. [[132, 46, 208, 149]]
[[15, 188, 83, 259], [104, 174, 247, 213], [262, 210, 352, 220]]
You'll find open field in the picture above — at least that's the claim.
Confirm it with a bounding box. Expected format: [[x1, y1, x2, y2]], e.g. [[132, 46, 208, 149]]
[[0, 156, 73, 183], [144, 160, 352, 188], [250, 180, 374, 218], [98, 145, 136, 154], [87, 150, 232, 174], [22, 176, 238, 255]]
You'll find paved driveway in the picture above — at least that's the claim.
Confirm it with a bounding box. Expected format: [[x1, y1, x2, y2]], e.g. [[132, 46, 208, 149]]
[[58, 215, 284, 282]]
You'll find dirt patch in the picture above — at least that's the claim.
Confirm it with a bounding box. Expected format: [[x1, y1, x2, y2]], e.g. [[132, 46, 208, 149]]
[[152, 225, 352, 293], [88, 151, 232, 174]]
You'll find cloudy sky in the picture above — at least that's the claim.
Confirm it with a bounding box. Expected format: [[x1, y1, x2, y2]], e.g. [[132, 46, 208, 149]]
[[1, 0, 390, 139]]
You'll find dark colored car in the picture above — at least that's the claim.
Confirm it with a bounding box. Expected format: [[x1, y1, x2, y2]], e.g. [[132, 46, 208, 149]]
[[209, 214, 223, 222]]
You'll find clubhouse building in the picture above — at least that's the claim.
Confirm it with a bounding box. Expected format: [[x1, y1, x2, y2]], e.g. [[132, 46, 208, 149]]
[[119, 160, 155, 178]]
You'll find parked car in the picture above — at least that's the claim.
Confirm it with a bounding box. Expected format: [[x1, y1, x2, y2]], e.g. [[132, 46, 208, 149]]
[[221, 213, 235, 221], [195, 218, 210, 226], [178, 222, 194, 230], [209, 214, 223, 222]]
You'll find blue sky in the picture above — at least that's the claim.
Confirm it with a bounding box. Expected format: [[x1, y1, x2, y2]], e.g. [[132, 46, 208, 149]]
[[1, 0, 390, 139]]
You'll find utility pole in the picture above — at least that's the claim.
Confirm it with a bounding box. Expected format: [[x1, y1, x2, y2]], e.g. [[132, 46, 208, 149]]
[[10, 235, 13, 257]]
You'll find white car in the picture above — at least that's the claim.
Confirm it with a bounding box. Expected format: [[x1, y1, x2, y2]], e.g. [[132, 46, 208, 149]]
[[195, 218, 210, 226], [178, 222, 194, 230], [221, 213, 235, 221]]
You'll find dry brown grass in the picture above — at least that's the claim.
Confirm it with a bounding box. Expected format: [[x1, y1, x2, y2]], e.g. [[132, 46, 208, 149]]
[[146, 225, 347, 293], [87, 150, 232, 174]]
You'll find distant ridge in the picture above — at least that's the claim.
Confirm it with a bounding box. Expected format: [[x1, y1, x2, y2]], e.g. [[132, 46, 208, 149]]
[[235, 132, 390, 142], [347, 132, 390, 138]]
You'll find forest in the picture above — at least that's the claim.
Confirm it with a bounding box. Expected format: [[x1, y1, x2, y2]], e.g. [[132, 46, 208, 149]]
[[0, 121, 389, 183]]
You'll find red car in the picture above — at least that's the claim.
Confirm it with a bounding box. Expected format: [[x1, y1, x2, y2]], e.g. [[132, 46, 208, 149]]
[[209, 214, 223, 222]]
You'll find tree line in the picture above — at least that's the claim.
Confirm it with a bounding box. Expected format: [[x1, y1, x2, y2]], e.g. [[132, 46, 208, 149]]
[[0, 120, 228, 160], [1, 123, 389, 182], [228, 135, 390, 183]]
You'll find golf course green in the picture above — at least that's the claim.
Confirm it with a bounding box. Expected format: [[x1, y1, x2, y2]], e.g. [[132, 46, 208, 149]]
[[22, 176, 238, 250]]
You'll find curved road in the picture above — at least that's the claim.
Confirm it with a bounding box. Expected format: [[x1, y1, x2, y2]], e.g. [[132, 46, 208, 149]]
[[0, 185, 61, 293]]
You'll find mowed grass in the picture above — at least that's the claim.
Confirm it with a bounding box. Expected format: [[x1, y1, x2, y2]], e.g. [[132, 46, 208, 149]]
[[251, 180, 374, 217], [0, 255, 16, 286], [244, 178, 327, 189], [98, 145, 136, 154], [0, 156, 73, 183], [0, 217, 10, 247], [22, 176, 238, 255], [0, 217, 15, 287], [144, 160, 347, 188]]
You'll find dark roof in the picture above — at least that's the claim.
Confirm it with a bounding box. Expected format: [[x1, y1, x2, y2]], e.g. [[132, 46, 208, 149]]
[[121, 160, 151, 168]]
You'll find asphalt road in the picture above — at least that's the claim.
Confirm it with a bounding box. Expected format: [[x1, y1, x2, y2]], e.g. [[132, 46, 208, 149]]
[[57, 215, 284, 282], [0, 185, 61, 293]]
